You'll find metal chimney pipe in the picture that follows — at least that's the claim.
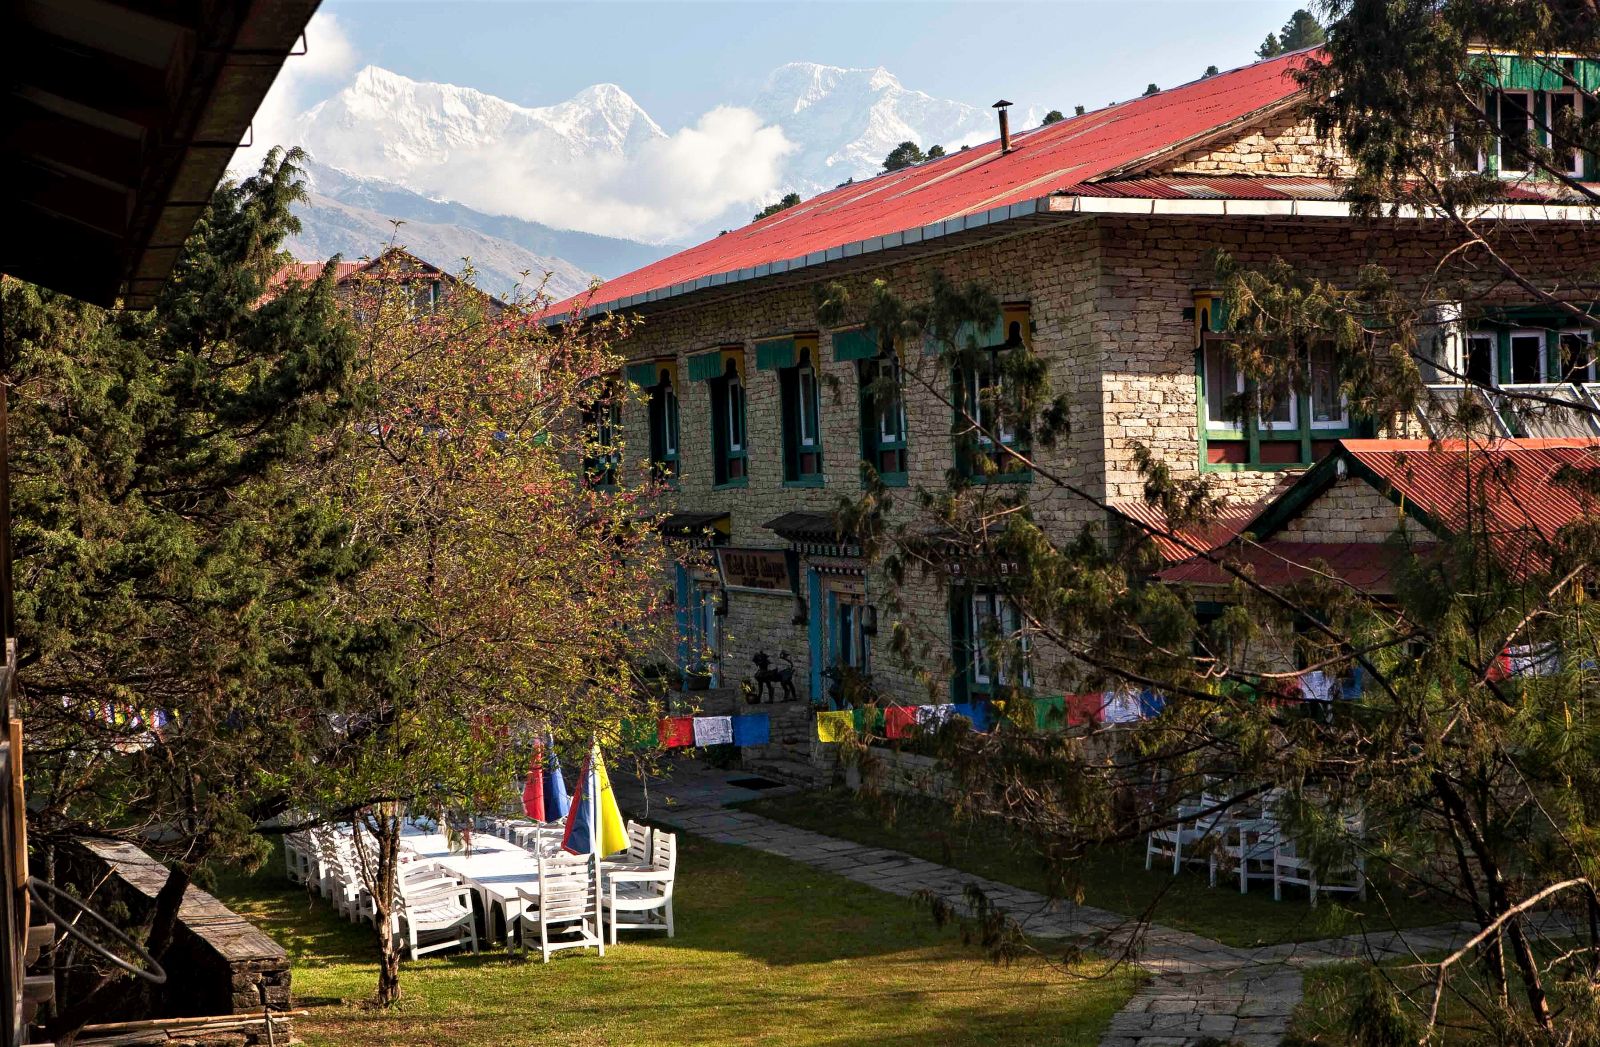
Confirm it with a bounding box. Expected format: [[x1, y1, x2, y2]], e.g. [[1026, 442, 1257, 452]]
[[993, 99, 1014, 154]]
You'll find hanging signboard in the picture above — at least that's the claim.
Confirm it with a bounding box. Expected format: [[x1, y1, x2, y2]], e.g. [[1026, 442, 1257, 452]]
[[716, 547, 793, 594]]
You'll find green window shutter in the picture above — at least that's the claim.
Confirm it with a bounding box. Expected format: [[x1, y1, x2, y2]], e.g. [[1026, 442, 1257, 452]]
[[755, 337, 797, 372], [832, 328, 878, 362], [687, 350, 724, 383], [625, 361, 659, 387], [955, 312, 1006, 350]]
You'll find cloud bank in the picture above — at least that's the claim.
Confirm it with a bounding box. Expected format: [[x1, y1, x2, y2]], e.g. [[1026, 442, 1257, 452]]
[[231, 12, 357, 176]]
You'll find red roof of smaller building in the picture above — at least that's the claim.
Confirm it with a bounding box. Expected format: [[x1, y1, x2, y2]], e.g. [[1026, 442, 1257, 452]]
[[1158, 540, 1429, 593], [267, 260, 362, 291], [1110, 492, 1281, 563]]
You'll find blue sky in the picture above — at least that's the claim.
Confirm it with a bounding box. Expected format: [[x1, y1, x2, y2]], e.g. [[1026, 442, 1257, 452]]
[[317, 0, 1297, 123]]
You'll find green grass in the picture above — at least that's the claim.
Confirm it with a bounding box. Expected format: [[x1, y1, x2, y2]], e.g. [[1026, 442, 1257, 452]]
[[215, 833, 1142, 1047], [740, 788, 1452, 949]]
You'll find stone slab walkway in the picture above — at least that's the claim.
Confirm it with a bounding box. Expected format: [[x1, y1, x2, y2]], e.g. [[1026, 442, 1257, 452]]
[[615, 762, 1470, 1047]]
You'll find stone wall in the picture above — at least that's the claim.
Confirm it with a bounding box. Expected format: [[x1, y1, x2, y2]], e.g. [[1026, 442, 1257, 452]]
[[1161, 107, 1352, 179], [1279, 478, 1431, 543], [619, 208, 1600, 762], [58, 839, 290, 1030]]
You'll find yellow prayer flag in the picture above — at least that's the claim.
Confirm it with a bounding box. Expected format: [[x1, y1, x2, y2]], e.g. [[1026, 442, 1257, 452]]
[[816, 710, 854, 743]]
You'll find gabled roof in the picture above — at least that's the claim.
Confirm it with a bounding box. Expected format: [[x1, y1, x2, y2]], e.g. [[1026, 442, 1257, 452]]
[[1159, 539, 1429, 594], [547, 49, 1320, 320], [1172, 438, 1600, 587], [1109, 494, 1277, 563]]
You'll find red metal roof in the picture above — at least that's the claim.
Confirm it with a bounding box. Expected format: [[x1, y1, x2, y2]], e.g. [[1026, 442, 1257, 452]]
[[1110, 489, 1284, 563], [1158, 540, 1427, 593], [1342, 437, 1600, 571], [549, 50, 1320, 318]]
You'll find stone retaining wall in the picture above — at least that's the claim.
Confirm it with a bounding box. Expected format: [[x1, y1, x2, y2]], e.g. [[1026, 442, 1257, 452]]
[[59, 839, 290, 1033]]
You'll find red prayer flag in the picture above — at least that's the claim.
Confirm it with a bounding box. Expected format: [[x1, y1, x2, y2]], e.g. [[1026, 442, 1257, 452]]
[[1065, 693, 1104, 727], [658, 716, 695, 748], [884, 706, 917, 739], [522, 743, 545, 819]]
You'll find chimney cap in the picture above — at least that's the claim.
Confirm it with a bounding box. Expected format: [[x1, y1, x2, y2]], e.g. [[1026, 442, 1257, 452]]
[[992, 99, 1013, 109]]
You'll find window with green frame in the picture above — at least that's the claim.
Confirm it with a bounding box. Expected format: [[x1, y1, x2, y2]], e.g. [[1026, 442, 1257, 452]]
[[779, 345, 824, 485], [1465, 56, 1593, 180], [949, 585, 1030, 700], [709, 360, 748, 487], [580, 381, 622, 488], [646, 363, 680, 484], [953, 305, 1032, 482], [858, 351, 907, 486], [1195, 293, 1363, 469]]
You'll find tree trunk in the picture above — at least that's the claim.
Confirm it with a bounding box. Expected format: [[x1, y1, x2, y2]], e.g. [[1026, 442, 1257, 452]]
[[360, 807, 404, 1007], [1433, 773, 1552, 1033]]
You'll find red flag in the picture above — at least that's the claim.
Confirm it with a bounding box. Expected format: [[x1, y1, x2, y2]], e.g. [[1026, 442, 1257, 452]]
[[884, 706, 917, 739], [522, 741, 545, 819], [658, 716, 695, 748]]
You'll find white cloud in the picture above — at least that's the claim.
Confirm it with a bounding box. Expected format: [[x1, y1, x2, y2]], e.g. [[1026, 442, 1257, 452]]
[[230, 12, 358, 176], [403, 106, 796, 243]]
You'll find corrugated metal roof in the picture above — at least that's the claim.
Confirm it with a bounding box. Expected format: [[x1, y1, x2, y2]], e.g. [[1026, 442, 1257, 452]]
[[547, 50, 1319, 318], [1344, 438, 1600, 571], [1109, 492, 1281, 563], [1158, 540, 1425, 593]]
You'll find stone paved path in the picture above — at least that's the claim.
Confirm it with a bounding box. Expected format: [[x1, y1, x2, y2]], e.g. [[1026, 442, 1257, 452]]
[[615, 763, 1475, 1046]]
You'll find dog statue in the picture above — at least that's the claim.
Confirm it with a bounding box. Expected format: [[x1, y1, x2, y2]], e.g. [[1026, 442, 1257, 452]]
[[750, 651, 798, 703]]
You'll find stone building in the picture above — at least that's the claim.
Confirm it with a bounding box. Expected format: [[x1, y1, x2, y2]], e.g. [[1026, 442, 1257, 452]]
[[543, 48, 1600, 751]]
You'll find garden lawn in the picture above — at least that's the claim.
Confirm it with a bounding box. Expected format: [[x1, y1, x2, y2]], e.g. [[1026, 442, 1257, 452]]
[[214, 833, 1140, 1047], [740, 788, 1450, 949]]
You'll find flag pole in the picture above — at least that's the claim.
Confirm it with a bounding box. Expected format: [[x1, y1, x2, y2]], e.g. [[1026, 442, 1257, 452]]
[[590, 733, 602, 937]]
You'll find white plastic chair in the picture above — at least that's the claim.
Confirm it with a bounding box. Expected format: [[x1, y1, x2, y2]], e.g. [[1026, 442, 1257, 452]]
[[1211, 816, 1278, 893], [602, 821, 653, 872], [517, 855, 604, 963], [1273, 815, 1367, 907], [602, 830, 676, 944], [390, 867, 480, 959], [1145, 794, 1223, 875]]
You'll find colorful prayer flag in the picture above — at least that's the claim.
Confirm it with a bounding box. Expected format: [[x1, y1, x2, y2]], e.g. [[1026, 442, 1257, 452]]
[[1064, 693, 1103, 727], [658, 716, 695, 748], [522, 743, 545, 819], [692, 715, 734, 746], [541, 735, 571, 822], [1034, 696, 1066, 730], [815, 710, 854, 742], [949, 703, 990, 732], [731, 713, 770, 746], [884, 706, 917, 739], [561, 745, 628, 857], [851, 705, 885, 736]]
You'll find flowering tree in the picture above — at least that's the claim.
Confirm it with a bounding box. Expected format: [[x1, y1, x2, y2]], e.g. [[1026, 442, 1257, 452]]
[[299, 252, 668, 1004]]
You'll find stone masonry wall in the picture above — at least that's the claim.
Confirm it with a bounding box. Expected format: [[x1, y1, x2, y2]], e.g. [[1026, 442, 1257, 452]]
[[1161, 108, 1352, 179], [618, 223, 1106, 715], [1092, 216, 1600, 505], [59, 839, 291, 1027], [1279, 478, 1431, 543]]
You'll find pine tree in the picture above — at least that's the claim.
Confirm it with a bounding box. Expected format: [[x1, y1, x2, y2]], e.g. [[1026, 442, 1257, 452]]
[[882, 141, 927, 171], [1042, 110, 1065, 125], [754, 191, 802, 222], [7, 147, 379, 1033], [1258, 8, 1324, 57]]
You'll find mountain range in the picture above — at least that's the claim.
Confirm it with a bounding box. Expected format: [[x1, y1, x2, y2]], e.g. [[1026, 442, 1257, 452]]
[[282, 62, 1039, 298]]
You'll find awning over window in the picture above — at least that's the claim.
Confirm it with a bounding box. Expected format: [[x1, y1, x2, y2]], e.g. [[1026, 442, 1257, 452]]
[[687, 346, 744, 382], [762, 511, 856, 545], [658, 511, 730, 542], [831, 328, 879, 363]]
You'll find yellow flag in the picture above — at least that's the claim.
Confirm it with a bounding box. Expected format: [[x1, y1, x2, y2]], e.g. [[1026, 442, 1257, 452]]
[[816, 710, 854, 743], [593, 746, 629, 857]]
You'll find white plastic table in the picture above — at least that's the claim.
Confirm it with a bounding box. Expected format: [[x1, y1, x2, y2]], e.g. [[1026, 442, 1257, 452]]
[[402, 831, 557, 947]]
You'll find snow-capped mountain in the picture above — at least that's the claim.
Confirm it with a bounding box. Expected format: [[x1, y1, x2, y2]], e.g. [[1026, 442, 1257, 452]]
[[752, 62, 1036, 195], [298, 65, 665, 180], [281, 61, 1032, 279]]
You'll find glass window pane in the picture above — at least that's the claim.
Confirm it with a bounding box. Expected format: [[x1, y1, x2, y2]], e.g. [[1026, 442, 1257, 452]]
[[1308, 344, 1345, 425], [1550, 93, 1580, 175], [1499, 91, 1532, 171], [1467, 335, 1495, 386], [1259, 376, 1294, 428], [1204, 340, 1240, 425], [1510, 333, 1544, 383], [1562, 331, 1594, 383]]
